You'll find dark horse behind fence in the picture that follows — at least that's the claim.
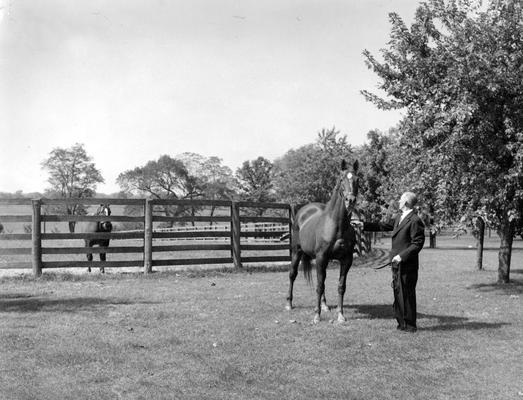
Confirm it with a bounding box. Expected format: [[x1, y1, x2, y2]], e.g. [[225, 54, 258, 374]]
[[77, 204, 112, 273], [285, 159, 359, 324]]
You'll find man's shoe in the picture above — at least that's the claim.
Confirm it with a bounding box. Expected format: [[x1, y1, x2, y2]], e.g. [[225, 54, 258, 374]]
[[404, 325, 417, 333], [396, 324, 405, 331]]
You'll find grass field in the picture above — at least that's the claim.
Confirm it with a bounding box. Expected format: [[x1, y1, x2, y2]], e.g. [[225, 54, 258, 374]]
[[1, 238, 522, 400]]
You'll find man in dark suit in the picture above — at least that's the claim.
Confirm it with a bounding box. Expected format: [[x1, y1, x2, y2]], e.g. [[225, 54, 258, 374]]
[[362, 192, 425, 332]]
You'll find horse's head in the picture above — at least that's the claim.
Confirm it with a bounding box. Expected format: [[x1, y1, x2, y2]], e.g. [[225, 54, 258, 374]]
[[96, 204, 111, 217], [96, 204, 112, 232], [339, 159, 359, 210]]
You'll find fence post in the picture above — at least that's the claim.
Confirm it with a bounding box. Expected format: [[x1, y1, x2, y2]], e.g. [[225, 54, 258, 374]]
[[31, 199, 42, 277], [144, 199, 153, 274], [231, 201, 242, 268]]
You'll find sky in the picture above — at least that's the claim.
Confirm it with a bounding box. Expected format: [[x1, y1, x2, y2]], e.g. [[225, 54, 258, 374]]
[[0, 0, 420, 194]]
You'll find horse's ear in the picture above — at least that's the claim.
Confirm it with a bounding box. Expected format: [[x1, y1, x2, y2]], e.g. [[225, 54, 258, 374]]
[[341, 159, 347, 171], [352, 160, 359, 172]]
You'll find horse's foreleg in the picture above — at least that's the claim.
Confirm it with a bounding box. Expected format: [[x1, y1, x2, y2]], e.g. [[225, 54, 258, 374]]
[[336, 256, 353, 323], [86, 241, 93, 273], [99, 251, 106, 273], [99, 241, 108, 273], [313, 254, 328, 324], [286, 250, 302, 310]]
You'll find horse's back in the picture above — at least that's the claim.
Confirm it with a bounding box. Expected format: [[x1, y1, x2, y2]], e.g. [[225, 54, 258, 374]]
[[295, 203, 325, 229]]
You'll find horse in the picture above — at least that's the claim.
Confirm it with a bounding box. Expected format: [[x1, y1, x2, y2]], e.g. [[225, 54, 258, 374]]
[[77, 204, 112, 273], [286, 159, 360, 324]]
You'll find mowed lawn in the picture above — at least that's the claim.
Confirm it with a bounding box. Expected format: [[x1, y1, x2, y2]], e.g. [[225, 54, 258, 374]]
[[1, 241, 522, 400]]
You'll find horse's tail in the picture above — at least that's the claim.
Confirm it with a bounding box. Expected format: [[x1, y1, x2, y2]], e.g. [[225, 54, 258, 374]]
[[301, 255, 313, 285], [280, 204, 299, 242]]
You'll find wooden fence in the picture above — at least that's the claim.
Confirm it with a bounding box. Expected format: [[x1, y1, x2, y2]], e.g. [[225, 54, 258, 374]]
[[0, 198, 292, 277]]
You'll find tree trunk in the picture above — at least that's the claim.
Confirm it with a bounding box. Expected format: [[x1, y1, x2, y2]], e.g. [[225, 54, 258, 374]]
[[497, 218, 514, 284], [210, 206, 216, 226], [475, 217, 485, 271]]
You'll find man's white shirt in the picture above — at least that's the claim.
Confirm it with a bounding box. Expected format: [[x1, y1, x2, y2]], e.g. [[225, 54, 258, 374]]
[[399, 209, 413, 224]]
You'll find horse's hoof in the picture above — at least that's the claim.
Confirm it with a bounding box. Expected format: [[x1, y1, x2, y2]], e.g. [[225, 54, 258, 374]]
[[337, 313, 346, 323], [321, 304, 330, 312], [313, 314, 321, 324]]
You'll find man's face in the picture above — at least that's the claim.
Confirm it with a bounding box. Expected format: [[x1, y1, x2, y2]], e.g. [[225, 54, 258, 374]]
[[399, 193, 408, 210]]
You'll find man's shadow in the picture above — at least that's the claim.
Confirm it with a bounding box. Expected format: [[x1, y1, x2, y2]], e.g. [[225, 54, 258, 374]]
[[347, 303, 508, 331]]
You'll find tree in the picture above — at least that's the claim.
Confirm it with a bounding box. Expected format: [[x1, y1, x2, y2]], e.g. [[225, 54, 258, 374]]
[[273, 127, 354, 204], [177, 152, 238, 223], [357, 129, 397, 220], [236, 157, 274, 202], [177, 153, 238, 201], [117, 155, 195, 199], [41, 143, 104, 232], [363, 0, 523, 282]]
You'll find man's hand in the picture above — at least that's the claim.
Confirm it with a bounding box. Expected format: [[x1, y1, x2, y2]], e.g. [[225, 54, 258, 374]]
[[392, 254, 402, 263], [351, 220, 364, 228]]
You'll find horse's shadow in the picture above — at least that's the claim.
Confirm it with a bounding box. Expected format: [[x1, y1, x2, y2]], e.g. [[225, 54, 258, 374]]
[[0, 293, 158, 313], [346, 303, 509, 332]]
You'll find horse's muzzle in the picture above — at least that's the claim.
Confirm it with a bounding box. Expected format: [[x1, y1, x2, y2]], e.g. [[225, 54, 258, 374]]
[[344, 196, 356, 209]]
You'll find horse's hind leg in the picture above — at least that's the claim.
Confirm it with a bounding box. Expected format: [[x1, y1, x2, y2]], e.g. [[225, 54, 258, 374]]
[[313, 253, 328, 324], [321, 292, 330, 312], [286, 250, 302, 310]]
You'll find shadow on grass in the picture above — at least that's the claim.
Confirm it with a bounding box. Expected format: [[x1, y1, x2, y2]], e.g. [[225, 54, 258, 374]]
[[348, 303, 509, 332], [467, 279, 523, 295], [0, 294, 158, 313]]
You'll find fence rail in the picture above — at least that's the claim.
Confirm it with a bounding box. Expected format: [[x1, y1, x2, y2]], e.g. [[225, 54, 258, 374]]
[[0, 198, 292, 276]]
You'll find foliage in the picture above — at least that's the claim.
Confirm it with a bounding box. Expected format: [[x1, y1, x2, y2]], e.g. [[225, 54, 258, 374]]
[[117, 154, 238, 224], [177, 152, 238, 201], [357, 129, 401, 221], [117, 155, 194, 199], [273, 127, 354, 204], [362, 0, 523, 281], [235, 156, 275, 203], [116, 155, 198, 224]]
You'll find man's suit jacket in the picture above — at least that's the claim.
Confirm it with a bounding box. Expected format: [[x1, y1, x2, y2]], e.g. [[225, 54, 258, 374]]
[[364, 211, 425, 272]]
